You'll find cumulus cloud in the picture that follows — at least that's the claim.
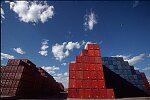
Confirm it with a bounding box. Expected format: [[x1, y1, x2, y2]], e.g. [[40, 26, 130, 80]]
[[128, 54, 145, 65], [134, 67, 140, 70], [41, 66, 60, 75], [83, 9, 98, 31], [65, 42, 80, 50], [1, 7, 5, 23], [142, 67, 150, 71], [61, 63, 67, 66], [112, 55, 131, 61], [133, 1, 139, 8], [147, 54, 150, 58], [13, 47, 26, 54], [52, 42, 69, 61], [7, 1, 54, 24], [52, 42, 82, 61], [41, 66, 68, 88], [39, 39, 49, 56], [1, 53, 15, 60], [53, 72, 69, 88], [112, 53, 145, 65]]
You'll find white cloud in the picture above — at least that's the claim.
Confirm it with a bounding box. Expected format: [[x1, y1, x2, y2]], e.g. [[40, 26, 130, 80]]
[[53, 72, 69, 88], [39, 51, 48, 56], [142, 67, 150, 71], [65, 42, 80, 50], [52, 42, 81, 61], [13, 47, 26, 54], [112, 55, 131, 61], [41, 66, 60, 75], [147, 54, 150, 58], [1, 53, 15, 60], [52, 42, 69, 61], [83, 10, 97, 31], [1, 7, 5, 23], [7, 1, 54, 24], [112, 53, 145, 65], [128, 54, 145, 65], [39, 39, 49, 56], [61, 63, 67, 66], [134, 67, 140, 70], [133, 1, 139, 8]]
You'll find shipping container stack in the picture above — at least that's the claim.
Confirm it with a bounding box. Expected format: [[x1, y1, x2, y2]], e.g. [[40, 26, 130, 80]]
[[102, 57, 150, 95], [1, 59, 64, 97], [68, 44, 115, 99], [140, 72, 150, 94], [37, 67, 64, 94]]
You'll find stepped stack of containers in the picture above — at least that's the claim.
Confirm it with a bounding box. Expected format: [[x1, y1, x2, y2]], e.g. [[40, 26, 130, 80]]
[[1, 59, 64, 97], [102, 57, 150, 95], [68, 44, 115, 99], [140, 72, 150, 93]]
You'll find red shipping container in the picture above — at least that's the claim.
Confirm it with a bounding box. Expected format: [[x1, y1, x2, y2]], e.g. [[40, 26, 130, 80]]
[[82, 56, 89, 63], [68, 89, 78, 98], [92, 89, 99, 98], [86, 44, 94, 50], [76, 56, 82, 63], [99, 89, 107, 98], [83, 63, 90, 71], [78, 89, 84, 98], [96, 64, 103, 71], [69, 63, 76, 71], [107, 89, 115, 99], [92, 80, 98, 88], [88, 50, 95, 56], [83, 80, 91, 89], [83, 71, 91, 79], [81, 50, 88, 56], [69, 71, 76, 79], [76, 63, 83, 70], [90, 64, 96, 70], [84, 89, 92, 98], [95, 57, 102, 63], [77, 80, 83, 88], [95, 50, 100, 56], [69, 79, 76, 88], [17, 66, 24, 73], [98, 80, 106, 89], [94, 44, 100, 50], [97, 72, 104, 79], [91, 71, 97, 79], [76, 71, 83, 79], [89, 57, 95, 63]]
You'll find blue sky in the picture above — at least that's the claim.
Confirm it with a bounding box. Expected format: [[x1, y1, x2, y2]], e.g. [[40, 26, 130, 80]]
[[1, 1, 150, 87]]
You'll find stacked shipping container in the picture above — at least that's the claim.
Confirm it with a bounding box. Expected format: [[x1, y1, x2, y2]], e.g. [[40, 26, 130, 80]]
[[68, 44, 115, 99], [102, 57, 150, 95], [140, 72, 150, 94], [1, 59, 64, 97]]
